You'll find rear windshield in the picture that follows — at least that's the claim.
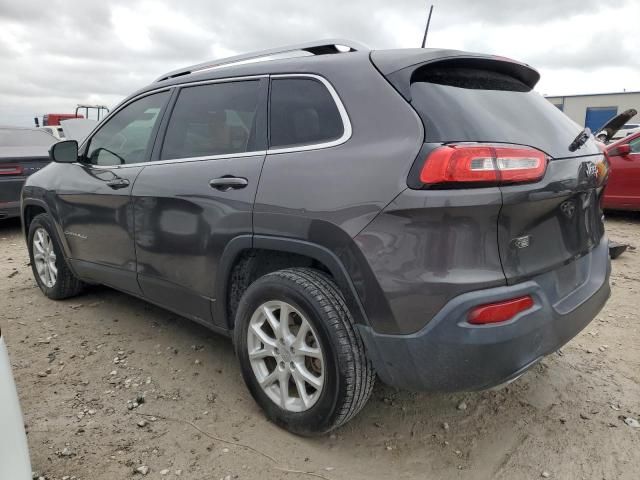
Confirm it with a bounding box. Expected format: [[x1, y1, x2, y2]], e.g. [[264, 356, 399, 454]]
[[0, 128, 57, 147], [410, 66, 585, 158]]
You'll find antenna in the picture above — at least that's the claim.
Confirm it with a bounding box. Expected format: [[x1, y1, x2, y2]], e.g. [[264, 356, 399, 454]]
[[421, 4, 434, 48]]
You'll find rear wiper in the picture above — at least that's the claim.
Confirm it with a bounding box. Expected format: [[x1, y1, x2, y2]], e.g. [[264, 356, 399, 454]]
[[568, 128, 591, 152]]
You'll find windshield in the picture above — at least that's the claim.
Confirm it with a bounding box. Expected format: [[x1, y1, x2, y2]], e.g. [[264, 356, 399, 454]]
[[0, 128, 57, 147]]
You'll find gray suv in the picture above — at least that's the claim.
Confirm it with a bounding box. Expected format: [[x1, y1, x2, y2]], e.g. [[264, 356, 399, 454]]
[[21, 40, 611, 435]]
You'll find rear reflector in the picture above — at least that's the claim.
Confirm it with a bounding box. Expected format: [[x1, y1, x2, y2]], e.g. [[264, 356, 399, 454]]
[[0, 165, 24, 176], [419, 145, 547, 186], [468, 295, 534, 325]]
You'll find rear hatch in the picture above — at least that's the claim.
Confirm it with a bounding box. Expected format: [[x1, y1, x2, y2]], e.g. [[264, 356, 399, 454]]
[[372, 51, 608, 284]]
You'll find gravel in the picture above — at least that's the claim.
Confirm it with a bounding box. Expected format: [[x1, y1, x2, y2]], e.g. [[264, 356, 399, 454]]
[[1, 214, 639, 479]]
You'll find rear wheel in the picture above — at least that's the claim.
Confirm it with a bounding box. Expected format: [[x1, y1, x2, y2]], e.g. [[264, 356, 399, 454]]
[[234, 268, 375, 436], [28, 213, 84, 299]]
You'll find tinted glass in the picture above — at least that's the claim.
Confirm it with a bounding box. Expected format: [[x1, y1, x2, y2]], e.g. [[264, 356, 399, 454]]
[[630, 136, 640, 153], [0, 128, 57, 147], [161, 81, 262, 160], [269, 78, 343, 148], [410, 66, 586, 158], [86, 91, 169, 166]]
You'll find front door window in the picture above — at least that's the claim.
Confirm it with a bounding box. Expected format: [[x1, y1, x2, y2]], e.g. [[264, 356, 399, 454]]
[[86, 91, 170, 166]]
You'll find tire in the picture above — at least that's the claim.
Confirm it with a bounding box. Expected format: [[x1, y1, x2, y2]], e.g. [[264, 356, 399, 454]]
[[234, 268, 375, 436], [27, 213, 84, 300]]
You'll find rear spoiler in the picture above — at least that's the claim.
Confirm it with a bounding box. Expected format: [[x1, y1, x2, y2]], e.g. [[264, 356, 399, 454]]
[[370, 49, 540, 101]]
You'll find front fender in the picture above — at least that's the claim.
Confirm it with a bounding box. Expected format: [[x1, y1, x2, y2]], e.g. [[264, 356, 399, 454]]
[[21, 189, 73, 265]]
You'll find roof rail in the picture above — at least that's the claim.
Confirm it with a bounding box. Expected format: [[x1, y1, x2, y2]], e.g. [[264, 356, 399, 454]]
[[155, 39, 368, 82]]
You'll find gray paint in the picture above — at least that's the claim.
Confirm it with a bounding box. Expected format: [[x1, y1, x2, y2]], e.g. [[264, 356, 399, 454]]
[[354, 186, 505, 334], [254, 54, 424, 239], [55, 163, 144, 295], [133, 153, 266, 325], [21, 44, 610, 391], [358, 236, 610, 391]]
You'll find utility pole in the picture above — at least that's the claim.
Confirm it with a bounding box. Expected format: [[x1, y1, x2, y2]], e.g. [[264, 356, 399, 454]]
[[421, 4, 434, 48]]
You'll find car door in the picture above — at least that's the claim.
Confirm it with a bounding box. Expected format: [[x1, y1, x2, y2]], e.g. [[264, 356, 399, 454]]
[[604, 134, 640, 209], [56, 90, 171, 294], [132, 78, 268, 326]]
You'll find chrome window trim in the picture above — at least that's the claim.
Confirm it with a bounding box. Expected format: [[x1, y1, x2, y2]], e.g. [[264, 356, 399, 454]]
[[267, 74, 352, 154], [90, 150, 268, 170], [86, 73, 350, 170], [79, 75, 267, 154]]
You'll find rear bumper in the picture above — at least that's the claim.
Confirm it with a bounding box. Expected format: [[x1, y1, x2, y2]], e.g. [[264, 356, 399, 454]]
[[358, 236, 611, 391]]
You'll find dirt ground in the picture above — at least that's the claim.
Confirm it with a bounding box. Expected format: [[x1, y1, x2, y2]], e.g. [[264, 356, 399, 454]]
[[1, 214, 639, 480]]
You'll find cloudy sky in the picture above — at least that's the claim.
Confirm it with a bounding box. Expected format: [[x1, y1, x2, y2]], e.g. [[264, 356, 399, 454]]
[[1, 0, 638, 126]]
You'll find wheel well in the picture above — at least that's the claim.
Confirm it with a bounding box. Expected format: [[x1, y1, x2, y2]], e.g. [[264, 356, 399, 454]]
[[226, 249, 332, 328], [23, 205, 46, 236]]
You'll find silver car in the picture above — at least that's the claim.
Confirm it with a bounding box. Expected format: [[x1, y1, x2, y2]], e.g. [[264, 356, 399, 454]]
[[0, 328, 32, 479]]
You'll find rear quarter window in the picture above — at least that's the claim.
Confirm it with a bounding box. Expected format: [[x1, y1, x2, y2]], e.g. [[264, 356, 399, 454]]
[[269, 77, 344, 149]]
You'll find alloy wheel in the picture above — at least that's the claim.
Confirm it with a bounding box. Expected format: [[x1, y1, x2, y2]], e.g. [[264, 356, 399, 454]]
[[33, 227, 57, 288], [247, 300, 325, 412]]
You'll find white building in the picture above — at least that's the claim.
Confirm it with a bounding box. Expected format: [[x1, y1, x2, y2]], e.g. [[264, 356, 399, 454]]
[[545, 91, 640, 132]]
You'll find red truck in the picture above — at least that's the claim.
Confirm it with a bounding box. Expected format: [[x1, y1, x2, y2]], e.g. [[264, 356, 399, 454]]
[[38, 106, 109, 127], [42, 113, 83, 126]]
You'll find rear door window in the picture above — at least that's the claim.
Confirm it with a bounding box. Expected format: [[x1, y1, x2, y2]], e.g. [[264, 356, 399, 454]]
[[160, 80, 264, 160], [269, 77, 344, 149]]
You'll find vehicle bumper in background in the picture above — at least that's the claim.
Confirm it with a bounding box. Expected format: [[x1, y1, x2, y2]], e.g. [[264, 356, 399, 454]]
[[0, 177, 24, 219], [358, 236, 611, 391], [0, 200, 21, 219], [0, 336, 32, 480]]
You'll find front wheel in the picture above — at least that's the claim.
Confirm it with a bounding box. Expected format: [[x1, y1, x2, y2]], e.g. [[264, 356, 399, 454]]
[[28, 213, 84, 300], [234, 268, 375, 436]]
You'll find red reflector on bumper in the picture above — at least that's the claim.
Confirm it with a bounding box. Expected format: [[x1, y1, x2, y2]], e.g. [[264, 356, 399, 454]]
[[468, 296, 534, 325]]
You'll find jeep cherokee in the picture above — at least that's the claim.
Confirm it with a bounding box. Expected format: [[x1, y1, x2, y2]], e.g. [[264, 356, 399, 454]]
[[21, 39, 611, 435]]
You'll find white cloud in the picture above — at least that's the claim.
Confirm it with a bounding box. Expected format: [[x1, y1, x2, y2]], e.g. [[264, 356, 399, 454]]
[[0, 0, 637, 126]]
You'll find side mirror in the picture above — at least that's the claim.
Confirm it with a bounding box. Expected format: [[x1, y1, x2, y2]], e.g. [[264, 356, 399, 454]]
[[49, 140, 78, 163], [608, 144, 631, 157]]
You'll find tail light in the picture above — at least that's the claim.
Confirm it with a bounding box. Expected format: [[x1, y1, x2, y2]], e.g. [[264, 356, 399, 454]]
[[418, 144, 548, 187], [0, 165, 24, 176], [468, 295, 534, 325]]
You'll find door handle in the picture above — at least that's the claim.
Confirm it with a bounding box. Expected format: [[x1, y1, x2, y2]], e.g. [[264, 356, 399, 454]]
[[106, 178, 130, 189], [209, 176, 248, 191]]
